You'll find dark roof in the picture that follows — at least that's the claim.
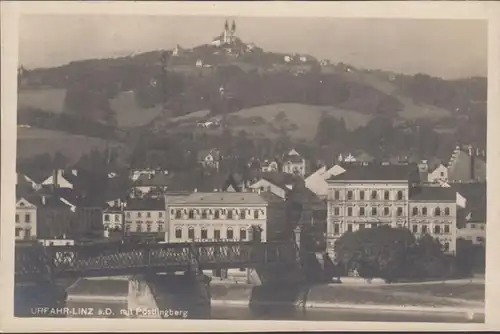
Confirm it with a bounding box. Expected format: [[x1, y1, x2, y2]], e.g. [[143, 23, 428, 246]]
[[18, 193, 74, 210], [450, 182, 486, 222], [166, 170, 227, 192], [260, 172, 302, 190], [126, 198, 165, 211], [288, 185, 326, 207], [327, 164, 419, 182], [22, 170, 52, 184], [409, 186, 456, 201], [134, 172, 170, 187]]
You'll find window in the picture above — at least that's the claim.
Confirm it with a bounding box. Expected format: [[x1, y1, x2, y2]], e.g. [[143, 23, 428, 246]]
[[188, 210, 194, 219], [15, 228, 22, 237], [371, 223, 377, 229], [240, 210, 245, 219], [397, 207, 403, 216], [214, 210, 220, 219], [471, 223, 476, 229], [397, 191, 403, 201], [334, 207, 340, 216], [435, 207, 441, 216], [175, 210, 182, 219], [477, 236, 485, 243], [359, 223, 365, 230], [158, 224, 164, 232], [347, 207, 353, 216], [25, 214, 31, 223], [214, 229, 221, 240], [158, 212, 163, 218], [384, 191, 390, 200], [434, 225, 441, 234], [201, 228, 208, 239], [104, 214, 110, 221], [371, 207, 377, 216], [137, 212, 142, 218], [334, 191, 340, 200], [347, 191, 353, 200], [422, 225, 428, 234], [334, 223, 340, 235], [136, 223, 143, 232], [444, 225, 450, 234], [228, 210, 233, 219], [371, 191, 377, 200], [412, 225, 418, 233], [444, 242, 450, 251], [15, 214, 19, 223], [115, 215, 120, 222], [347, 224, 353, 232], [227, 228, 234, 239], [444, 207, 450, 216], [422, 207, 428, 216], [384, 207, 390, 216], [440, 172, 445, 177], [146, 224, 152, 232], [125, 224, 131, 232], [359, 207, 365, 216], [202, 210, 207, 219], [240, 228, 246, 240], [146, 212, 151, 218], [188, 227, 195, 240], [359, 191, 365, 200], [175, 228, 182, 239], [411, 207, 418, 216]]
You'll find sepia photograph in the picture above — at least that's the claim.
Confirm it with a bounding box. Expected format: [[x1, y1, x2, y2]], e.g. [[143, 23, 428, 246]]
[[2, 1, 499, 331]]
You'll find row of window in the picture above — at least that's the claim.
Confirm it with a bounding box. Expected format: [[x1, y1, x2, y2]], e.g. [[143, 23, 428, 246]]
[[125, 221, 164, 232], [171, 209, 263, 220], [331, 223, 452, 235], [125, 211, 163, 219], [332, 206, 405, 217], [333, 190, 405, 201], [15, 213, 31, 223], [104, 214, 121, 222], [174, 227, 247, 240], [411, 207, 451, 216], [15, 227, 31, 238]]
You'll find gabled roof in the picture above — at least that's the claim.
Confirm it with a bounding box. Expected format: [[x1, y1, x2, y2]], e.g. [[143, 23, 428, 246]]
[[257, 172, 302, 190], [126, 198, 165, 211], [327, 164, 419, 182], [134, 172, 170, 187], [17, 193, 74, 210], [409, 187, 456, 201]]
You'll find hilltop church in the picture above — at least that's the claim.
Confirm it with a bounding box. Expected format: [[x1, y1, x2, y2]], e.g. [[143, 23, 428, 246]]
[[211, 19, 238, 47]]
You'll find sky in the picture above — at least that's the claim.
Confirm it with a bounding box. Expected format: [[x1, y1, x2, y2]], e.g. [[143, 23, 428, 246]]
[[19, 15, 487, 79]]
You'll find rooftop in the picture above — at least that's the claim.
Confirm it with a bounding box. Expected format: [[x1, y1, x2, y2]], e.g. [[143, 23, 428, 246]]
[[409, 186, 456, 201], [327, 164, 420, 182], [258, 172, 302, 190], [125, 198, 165, 211], [134, 172, 170, 187], [168, 191, 283, 206]]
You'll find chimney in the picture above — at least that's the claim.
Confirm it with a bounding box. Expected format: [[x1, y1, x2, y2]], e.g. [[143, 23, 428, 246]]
[[41, 195, 46, 206]]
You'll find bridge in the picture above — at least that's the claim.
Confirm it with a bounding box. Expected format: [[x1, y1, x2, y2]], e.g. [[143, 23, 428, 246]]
[[15, 240, 299, 283]]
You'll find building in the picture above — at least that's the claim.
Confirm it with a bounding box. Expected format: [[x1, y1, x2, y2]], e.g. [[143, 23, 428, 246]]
[[102, 207, 125, 233], [249, 172, 302, 200], [41, 169, 76, 189], [427, 163, 448, 184], [130, 171, 170, 198], [453, 182, 486, 245], [447, 145, 486, 183], [305, 163, 365, 199], [15, 196, 38, 241], [325, 164, 420, 257], [198, 148, 221, 170], [211, 19, 238, 47], [124, 198, 166, 238], [408, 186, 457, 253], [166, 191, 286, 243], [29, 193, 78, 240], [282, 149, 307, 177], [260, 160, 279, 173]]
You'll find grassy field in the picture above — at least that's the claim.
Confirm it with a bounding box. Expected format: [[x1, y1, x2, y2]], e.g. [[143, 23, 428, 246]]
[[17, 127, 118, 163], [18, 88, 66, 113], [109, 91, 163, 128]]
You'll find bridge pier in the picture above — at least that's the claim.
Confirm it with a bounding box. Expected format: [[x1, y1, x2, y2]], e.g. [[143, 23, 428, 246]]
[[142, 271, 211, 319], [14, 281, 68, 317]]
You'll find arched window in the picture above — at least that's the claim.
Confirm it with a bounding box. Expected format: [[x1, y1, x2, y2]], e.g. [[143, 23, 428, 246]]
[[347, 191, 353, 200], [397, 191, 403, 201], [444, 207, 450, 216], [254, 210, 259, 219], [227, 227, 234, 240], [240, 210, 246, 219], [359, 191, 365, 200], [104, 214, 110, 222], [384, 207, 390, 216], [240, 228, 247, 240], [201, 228, 208, 239], [434, 225, 441, 234], [422, 207, 428, 216], [435, 207, 441, 216], [334, 191, 340, 200], [384, 191, 390, 200], [175, 227, 182, 239], [397, 207, 403, 216], [371, 191, 377, 200], [188, 227, 195, 240], [201, 210, 207, 219], [170, 209, 175, 215], [412, 207, 418, 216], [359, 207, 365, 216], [371, 207, 377, 216]]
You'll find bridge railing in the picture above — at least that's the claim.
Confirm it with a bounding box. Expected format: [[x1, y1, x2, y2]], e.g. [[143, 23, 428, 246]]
[[15, 241, 298, 283]]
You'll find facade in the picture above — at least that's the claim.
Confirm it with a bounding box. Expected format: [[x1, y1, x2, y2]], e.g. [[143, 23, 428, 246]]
[[261, 160, 279, 173], [166, 192, 286, 243], [15, 197, 38, 241], [249, 178, 288, 199], [124, 199, 166, 236], [198, 149, 221, 170], [305, 164, 348, 199], [130, 171, 170, 198], [282, 154, 307, 177], [409, 187, 457, 253], [325, 164, 419, 257], [102, 209, 125, 232], [428, 164, 449, 183], [447, 145, 486, 183]]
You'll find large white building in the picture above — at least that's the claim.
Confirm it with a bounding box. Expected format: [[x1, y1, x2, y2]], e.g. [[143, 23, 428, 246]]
[[166, 191, 286, 243], [325, 164, 458, 256]]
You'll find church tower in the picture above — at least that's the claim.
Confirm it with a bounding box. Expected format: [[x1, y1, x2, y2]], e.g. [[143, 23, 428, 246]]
[[223, 19, 230, 44]]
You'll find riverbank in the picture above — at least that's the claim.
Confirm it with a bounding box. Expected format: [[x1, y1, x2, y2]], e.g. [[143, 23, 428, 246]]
[[210, 281, 484, 315]]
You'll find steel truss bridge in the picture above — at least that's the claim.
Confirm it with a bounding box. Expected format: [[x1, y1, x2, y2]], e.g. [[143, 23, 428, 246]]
[[15, 241, 299, 283]]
